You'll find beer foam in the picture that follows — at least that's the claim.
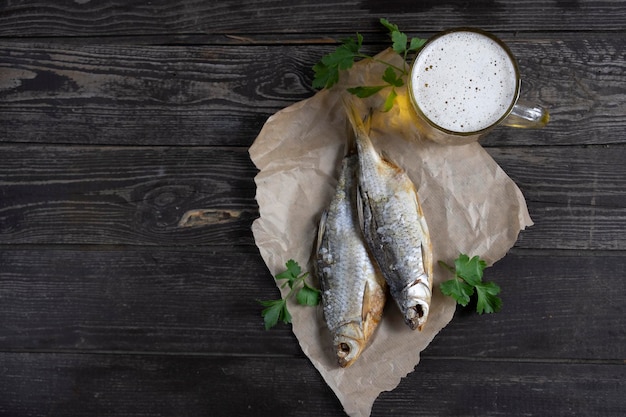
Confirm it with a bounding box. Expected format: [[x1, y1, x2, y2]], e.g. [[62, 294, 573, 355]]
[[410, 30, 518, 133]]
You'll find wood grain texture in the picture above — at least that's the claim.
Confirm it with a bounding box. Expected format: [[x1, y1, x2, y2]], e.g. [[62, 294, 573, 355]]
[[488, 145, 626, 250], [0, 352, 623, 417], [1, 145, 624, 249], [0, 248, 624, 361], [1, 0, 625, 36], [427, 250, 626, 361], [372, 358, 626, 417], [1, 34, 624, 146], [0, 145, 258, 245], [0, 42, 294, 146], [0, 246, 288, 355], [1, 1, 625, 416]]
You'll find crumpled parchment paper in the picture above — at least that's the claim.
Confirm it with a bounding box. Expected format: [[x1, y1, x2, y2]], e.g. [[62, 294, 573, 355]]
[[249, 49, 533, 417]]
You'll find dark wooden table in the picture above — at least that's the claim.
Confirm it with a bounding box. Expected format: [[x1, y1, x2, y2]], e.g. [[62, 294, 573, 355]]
[[1, 1, 625, 416]]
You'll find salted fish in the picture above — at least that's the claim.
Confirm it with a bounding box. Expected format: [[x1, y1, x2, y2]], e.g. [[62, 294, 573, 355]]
[[346, 103, 434, 331], [314, 143, 387, 368]]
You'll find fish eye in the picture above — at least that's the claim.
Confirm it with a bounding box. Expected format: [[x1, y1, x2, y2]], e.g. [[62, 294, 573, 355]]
[[339, 343, 351, 353]]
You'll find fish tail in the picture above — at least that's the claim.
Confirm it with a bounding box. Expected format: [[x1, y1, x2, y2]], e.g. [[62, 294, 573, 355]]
[[342, 97, 379, 164], [342, 97, 363, 157], [342, 96, 371, 142], [345, 117, 358, 157]]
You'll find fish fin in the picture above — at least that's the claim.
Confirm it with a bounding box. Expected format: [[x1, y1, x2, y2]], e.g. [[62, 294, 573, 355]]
[[380, 149, 400, 169], [343, 96, 400, 173], [361, 280, 386, 341], [343, 97, 385, 174], [315, 210, 328, 255], [356, 184, 377, 241], [342, 96, 371, 140], [362, 281, 371, 323], [355, 185, 365, 233], [344, 110, 358, 157], [363, 107, 373, 135], [361, 282, 376, 343], [371, 145, 405, 179], [418, 214, 434, 288]]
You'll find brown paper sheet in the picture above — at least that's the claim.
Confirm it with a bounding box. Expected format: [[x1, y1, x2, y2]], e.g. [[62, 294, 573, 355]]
[[249, 49, 533, 417]]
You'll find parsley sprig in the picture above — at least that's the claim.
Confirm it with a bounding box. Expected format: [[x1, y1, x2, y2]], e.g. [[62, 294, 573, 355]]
[[439, 254, 503, 314], [258, 260, 320, 330], [312, 33, 364, 91], [379, 18, 426, 64], [312, 18, 426, 111]]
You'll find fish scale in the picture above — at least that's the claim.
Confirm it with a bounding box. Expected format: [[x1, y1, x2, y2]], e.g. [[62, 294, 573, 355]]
[[315, 149, 387, 368], [346, 102, 434, 331]]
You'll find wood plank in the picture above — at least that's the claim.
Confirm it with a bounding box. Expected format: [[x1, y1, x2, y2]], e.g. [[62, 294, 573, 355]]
[[425, 250, 626, 360], [1, 0, 625, 36], [0, 352, 343, 417], [1, 144, 625, 249], [372, 358, 626, 417], [1, 2, 623, 417], [0, 43, 289, 147], [1, 248, 624, 361], [1, 35, 624, 146], [481, 35, 626, 147], [489, 145, 626, 251], [0, 145, 258, 246], [0, 352, 623, 416], [0, 246, 297, 355]]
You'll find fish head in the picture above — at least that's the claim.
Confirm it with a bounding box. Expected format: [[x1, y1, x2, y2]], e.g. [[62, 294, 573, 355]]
[[405, 301, 429, 330], [333, 322, 366, 368], [403, 278, 432, 330]]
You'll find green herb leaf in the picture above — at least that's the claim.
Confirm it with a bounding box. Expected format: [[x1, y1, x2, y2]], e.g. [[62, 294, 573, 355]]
[[380, 18, 426, 55], [312, 34, 363, 89], [379, 18, 399, 33], [454, 254, 487, 286], [347, 85, 387, 98], [258, 299, 289, 330], [258, 260, 320, 329], [380, 18, 407, 54], [439, 254, 502, 314], [475, 281, 502, 314], [382, 88, 398, 112], [275, 259, 301, 282], [440, 276, 474, 306], [382, 67, 404, 87], [296, 284, 321, 306], [311, 62, 338, 89], [390, 30, 408, 54], [320, 39, 359, 69], [311, 19, 427, 111], [409, 37, 427, 51]]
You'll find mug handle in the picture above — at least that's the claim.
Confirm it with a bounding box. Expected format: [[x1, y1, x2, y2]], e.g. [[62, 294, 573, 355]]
[[502, 99, 550, 128]]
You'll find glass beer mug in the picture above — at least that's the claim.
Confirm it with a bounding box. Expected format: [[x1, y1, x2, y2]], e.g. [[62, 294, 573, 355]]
[[408, 28, 549, 145]]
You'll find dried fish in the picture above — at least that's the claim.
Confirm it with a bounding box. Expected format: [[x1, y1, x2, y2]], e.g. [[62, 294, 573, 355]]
[[346, 102, 434, 331], [314, 139, 387, 368]]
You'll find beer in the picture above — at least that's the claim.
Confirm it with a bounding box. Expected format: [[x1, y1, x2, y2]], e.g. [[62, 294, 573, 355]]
[[410, 30, 519, 134]]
